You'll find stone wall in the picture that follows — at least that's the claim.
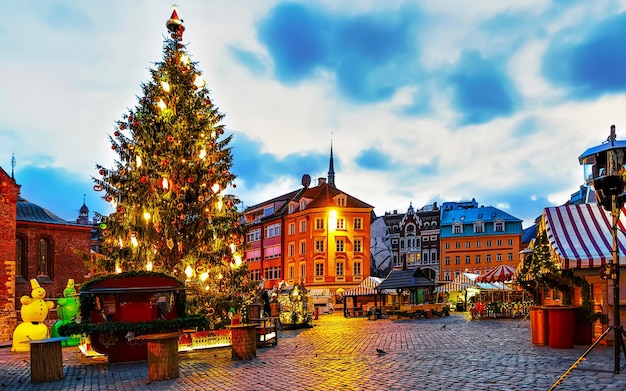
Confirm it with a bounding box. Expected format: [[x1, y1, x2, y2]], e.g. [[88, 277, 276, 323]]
[[0, 170, 19, 341]]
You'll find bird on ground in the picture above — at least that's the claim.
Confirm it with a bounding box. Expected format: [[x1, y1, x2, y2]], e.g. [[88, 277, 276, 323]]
[[441, 324, 447, 330], [376, 348, 387, 355]]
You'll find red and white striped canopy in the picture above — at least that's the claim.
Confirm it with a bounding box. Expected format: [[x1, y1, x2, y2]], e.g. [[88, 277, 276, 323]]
[[476, 265, 516, 283], [544, 203, 626, 269]]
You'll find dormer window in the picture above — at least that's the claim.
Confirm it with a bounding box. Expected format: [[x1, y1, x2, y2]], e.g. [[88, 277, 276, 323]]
[[335, 195, 347, 207], [473, 221, 485, 233], [453, 223, 462, 234], [288, 204, 295, 214], [300, 200, 307, 210], [494, 220, 505, 232]]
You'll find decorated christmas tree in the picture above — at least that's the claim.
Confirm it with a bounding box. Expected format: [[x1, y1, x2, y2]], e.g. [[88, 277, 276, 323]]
[[92, 7, 255, 319]]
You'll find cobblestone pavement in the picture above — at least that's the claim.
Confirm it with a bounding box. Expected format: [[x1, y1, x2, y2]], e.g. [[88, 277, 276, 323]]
[[2, 313, 626, 390]]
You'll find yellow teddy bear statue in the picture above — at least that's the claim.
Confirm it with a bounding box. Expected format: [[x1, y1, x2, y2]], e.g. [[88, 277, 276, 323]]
[[11, 279, 55, 352]]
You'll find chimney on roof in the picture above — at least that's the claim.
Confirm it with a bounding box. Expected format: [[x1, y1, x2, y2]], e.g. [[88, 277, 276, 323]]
[[318, 177, 326, 186]]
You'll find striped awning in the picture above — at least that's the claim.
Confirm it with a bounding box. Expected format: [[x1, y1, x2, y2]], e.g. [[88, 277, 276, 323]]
[[342, 276, 393, 296], [544, 203, 626, 269], [434, 273, 479, 293]]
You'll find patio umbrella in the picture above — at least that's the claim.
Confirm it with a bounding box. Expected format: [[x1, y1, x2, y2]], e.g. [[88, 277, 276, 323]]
[[476, 264, 516, 283]]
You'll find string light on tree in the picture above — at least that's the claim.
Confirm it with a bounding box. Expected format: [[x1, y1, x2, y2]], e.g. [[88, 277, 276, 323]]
[[92, 5, 256, 319]]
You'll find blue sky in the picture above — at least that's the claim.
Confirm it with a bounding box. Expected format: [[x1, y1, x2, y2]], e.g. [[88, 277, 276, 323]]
[[2, 1, 626, 228]]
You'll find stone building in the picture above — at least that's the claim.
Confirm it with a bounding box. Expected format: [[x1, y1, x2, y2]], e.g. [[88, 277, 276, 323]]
[[0, 166, 92, 340]]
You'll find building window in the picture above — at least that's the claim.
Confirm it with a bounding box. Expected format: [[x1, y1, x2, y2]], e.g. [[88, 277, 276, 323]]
[[264, 266, 281, 280], [486, 254, 492, 263], [263, 207, 274, 217], [289, 264, 295, 279], [16, 235, 28, 280], [265, 223, 280, 238], [486, 240, 492, 247], [37, 237, 53, 277], [496, 253, 502, 262], [300, 200, 307, 210], [353, 261, 362, 276], [494, 220, 504, 232], [507, 252, 513, 261], [497, 239, 502, 246], [289, 204, 295, 214], [474, 221, 484, 233], [315, 262, 324, 277], [475, 255, 481, 264], [264, 245, 281, 259], [288, 223, 295, 235], [453, 223, 462, 234], [315, 218, 325, 230], [336, 262, 344, 276], [476, 241, 481, 248], [444, 272, 451, 281], [455, 256, 460, 265], [336, 239, 345, 252], [430, 250, 437, 263], [465, 241, 471, 248], [353, 218, 362, 230], [300, 263, 306, 279], [288, 243, 295, 257], [245, 249, 261, 262], [249, 269, 261, 281], [455, 242, 460, 249], [445, 256, 450, 265], [337, 218, 345, 230], [354, 239, 362, 252], [315, 239, 325, 253], [246, 229, 261, 242], [300, 220, 307, 233], [300, 240, 306, 255], [445, 242, 450, 249], [465, 256, 471, 264], [507, 239, 513, 246], [422, 252, 429, 262]]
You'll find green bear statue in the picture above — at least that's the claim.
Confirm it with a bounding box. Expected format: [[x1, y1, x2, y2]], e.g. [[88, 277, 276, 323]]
[[51, 279, 81, 346]]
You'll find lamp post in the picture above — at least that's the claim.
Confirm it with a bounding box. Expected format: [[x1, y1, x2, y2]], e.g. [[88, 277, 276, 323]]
[[579, 125, 626, 374]]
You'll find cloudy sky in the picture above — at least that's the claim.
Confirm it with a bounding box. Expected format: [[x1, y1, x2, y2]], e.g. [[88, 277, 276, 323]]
[[2, 0, 626, 228]]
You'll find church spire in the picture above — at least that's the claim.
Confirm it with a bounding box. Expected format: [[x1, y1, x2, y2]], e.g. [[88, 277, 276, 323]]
[[328, 139, 335, 187]]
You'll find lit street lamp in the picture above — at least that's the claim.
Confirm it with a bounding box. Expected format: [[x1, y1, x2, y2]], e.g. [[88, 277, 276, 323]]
[[579, 124, 626, 374]]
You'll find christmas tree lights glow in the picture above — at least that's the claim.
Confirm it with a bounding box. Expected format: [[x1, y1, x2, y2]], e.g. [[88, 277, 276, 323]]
[[92, 6, 256, 318]]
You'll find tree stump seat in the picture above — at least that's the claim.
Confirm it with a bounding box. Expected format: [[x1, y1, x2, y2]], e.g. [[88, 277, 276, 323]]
[[26, 337, 68, 383], [135, 332, 182, 381]]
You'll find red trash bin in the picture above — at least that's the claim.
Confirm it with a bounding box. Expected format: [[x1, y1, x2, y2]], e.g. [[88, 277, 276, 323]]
[[529, 306, 549, 345], [548, 306, 576, 349]]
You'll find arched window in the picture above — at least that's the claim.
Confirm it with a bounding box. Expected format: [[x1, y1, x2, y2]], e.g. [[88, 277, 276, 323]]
[[16, 235, 28, 281], [37, 237, 54, 277]]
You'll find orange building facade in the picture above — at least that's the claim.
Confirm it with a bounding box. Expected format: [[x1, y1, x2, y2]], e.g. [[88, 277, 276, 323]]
[[243, 148, 373, 294], [439, 201, 523, 282]]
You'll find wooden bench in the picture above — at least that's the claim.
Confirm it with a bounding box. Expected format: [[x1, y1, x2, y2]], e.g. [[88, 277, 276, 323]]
[[250, 317, 278, 348], [25, 337, 68, 383]]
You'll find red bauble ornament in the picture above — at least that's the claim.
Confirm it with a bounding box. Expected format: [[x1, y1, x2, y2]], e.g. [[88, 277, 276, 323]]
[[167, 135, 174, 142], [220, 129, 224, 134], [188, 177, 195, 183], [162, 159, 169, 166], [233, 183, 237, 188], [140, 176, 148, 184], [119, 123, 126, 130], [205, 99, 212, 106], [114, 131, 120, 137], [111, 145, 116, 150], [99, 169, 105, 175]]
